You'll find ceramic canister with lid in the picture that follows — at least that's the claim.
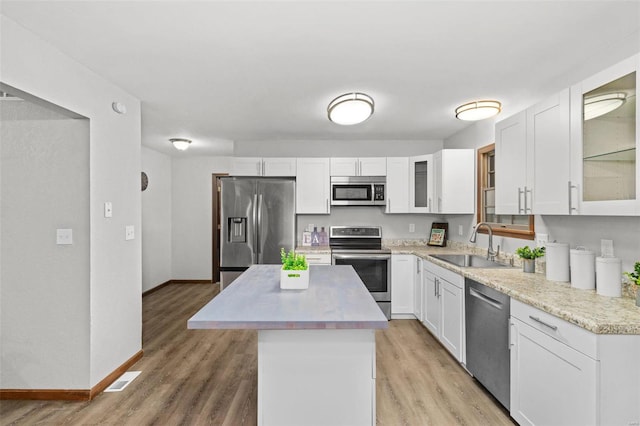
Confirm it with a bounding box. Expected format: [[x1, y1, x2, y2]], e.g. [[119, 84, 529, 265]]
[[596, 257, 622, 297], [546, 242, 570, 282], [570, 248, 595, 290]]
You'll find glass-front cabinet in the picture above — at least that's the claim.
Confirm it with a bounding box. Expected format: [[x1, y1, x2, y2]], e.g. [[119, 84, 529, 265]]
[[570, 54, 639, 215], [409, 154, 433, 213]]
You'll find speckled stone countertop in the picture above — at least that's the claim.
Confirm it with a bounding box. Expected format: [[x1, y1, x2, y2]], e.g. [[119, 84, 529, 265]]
[[188, 264, 388, 330], [295, 246, 331, 255], [386, 243, 640, 335]]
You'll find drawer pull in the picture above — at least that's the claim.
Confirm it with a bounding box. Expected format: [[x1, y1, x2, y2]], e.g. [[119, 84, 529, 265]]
[[529, 315, 558, 331]]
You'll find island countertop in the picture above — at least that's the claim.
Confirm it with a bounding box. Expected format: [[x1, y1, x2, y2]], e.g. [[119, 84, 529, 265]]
[[188, 264, 389, 330]]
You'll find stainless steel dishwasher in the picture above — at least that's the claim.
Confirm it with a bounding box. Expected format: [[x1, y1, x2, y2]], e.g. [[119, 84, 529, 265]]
[[465, 278, 510, 410]]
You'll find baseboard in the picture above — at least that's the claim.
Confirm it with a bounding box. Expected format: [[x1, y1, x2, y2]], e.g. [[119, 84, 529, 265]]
[[170, 279, 212, 284], [142, 280, 172, 297], [391, 313, 418, 320], [0, 350, 143, 401]]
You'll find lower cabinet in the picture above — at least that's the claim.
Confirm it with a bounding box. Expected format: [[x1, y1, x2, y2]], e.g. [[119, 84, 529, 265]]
[[422, 259, 464, 362], [510, 299, 640, 425], [413, 258, 423, 322], [304, 253, 331, 265], [391, 255, 415, 318]]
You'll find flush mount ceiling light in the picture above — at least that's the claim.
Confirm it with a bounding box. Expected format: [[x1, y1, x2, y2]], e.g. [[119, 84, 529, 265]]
[[584, 92, 626, 120], [327, 92, 374, 125], [455, 100, 502, 121], [170, 138, 192, 151]]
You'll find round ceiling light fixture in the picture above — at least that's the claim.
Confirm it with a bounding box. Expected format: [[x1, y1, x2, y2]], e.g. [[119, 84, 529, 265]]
[[327, 92, 374, 125], [455, 100, 502, 121], [583, 92, 626, 120], [170, 138, 192, 151]]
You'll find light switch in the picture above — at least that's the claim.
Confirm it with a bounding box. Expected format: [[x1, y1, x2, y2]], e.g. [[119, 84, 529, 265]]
[[458, 225, 463, 236], [56, 228, 73, 245], [104, 202, 113, 218], [409, 223, 415, 233], [125, 225, 135, 241], [536, 233, 548, 248]]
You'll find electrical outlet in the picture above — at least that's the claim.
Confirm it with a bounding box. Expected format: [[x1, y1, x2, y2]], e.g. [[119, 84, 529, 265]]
[[56, 228, 73, 245], [125, 225, 135, 241], [458, 225, 463, 236], [601, 239, 614, 257], [409, 223, 415, 233], [104, 202, 113, 218], [536, 233, 548, 247]]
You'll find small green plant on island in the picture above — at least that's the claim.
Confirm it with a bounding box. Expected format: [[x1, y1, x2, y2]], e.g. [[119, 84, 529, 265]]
[[515, 245, 546, 260], [280, 248, 308, 271], [624, 261, 640, 286]]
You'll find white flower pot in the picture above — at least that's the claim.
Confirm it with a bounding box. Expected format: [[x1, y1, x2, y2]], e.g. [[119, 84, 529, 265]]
[[280, 268, 309, 290]]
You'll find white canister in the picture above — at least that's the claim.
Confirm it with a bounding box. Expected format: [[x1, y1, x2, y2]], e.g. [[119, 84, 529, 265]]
[[596, 257, 622, 297], [570, 248, 595, 290], [546, 242, 570, 282]]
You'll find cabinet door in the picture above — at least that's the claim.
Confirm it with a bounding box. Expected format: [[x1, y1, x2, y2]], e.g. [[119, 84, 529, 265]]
[[391, 255, 414, 315], [439, 149, 475, 214], [263, 158, 297, 177], [496, 111, 528, 214], [529, 89, 571, 214], [570, 54, 639, 216], [440, 279, 463, 362], [385, 157, 410, 213], [422, 269, 440, 336], [296, 158, 330, 214], [359, 157, 387, 176], [409, 154, 433, 213], [413, 257, 423, 321], [330, 158, 358, 176], [231, 157, 263, 176], [510, 318, 597, 426]]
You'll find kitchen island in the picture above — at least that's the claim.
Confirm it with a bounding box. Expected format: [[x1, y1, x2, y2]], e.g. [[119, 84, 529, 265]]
[[188, 264, 388, 426]]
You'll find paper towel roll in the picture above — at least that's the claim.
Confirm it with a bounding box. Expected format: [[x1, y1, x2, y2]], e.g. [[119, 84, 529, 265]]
[[570, 248, 595, 290], [546, 242, 570, 282], [596, 257, 621, 297]]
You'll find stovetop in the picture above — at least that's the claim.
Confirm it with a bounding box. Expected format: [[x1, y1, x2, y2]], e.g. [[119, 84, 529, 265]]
[[329, 226, 385, 251]]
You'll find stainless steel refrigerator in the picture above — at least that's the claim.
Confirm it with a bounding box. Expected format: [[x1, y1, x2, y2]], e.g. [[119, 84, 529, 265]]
[[219, 177, 296, 289]]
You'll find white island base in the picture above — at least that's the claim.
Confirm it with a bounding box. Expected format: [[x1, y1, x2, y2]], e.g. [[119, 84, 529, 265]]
[[258, 329, 376, 426]]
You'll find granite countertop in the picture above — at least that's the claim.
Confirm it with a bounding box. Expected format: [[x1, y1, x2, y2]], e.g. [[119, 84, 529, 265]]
[[187, 264, 388, 330], [295, 246, 331, 255], [386, 244, 640, 335]]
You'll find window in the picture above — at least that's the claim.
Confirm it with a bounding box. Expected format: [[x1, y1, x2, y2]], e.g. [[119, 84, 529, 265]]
[[477, 144, 534, 240]]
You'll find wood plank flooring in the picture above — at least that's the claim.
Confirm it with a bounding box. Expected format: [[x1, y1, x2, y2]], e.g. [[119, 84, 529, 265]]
[[1, 283, 514, 425]]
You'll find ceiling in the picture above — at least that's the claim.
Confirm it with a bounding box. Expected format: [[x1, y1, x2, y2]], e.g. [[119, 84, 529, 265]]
[[2, 1, 639, 156]]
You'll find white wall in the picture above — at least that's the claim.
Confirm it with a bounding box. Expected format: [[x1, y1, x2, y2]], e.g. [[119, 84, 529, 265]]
[[234, 139, 443, 157], [1, 100, 90, 389], [443, 32, 640, 273], [172, 156, 232, 280], [1, 15, 142, 389], [142, 147, 172, 292]]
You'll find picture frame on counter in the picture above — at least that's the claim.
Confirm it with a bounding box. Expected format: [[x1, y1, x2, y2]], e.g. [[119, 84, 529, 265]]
[[428, 222, 448, 247]]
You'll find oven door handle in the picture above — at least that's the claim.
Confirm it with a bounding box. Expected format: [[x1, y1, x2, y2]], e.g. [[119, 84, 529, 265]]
[[332, 254, 391, 260]]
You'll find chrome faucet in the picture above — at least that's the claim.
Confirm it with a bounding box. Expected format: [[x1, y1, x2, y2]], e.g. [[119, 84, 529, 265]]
[[470, 222, 499, 261]]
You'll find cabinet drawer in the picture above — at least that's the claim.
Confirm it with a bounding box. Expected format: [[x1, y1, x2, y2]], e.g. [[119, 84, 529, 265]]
[[511, 299, 596, 358], [422, 259, 463, 288], [305, 254, 331, 265]]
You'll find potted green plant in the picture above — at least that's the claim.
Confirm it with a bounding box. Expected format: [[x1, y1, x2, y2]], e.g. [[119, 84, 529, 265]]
[[515, 246, 546, 273], [280, 248, 309, 290], [624, 261, 640, 307]]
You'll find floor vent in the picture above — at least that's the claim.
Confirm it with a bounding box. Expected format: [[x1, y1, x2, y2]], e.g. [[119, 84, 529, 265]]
[[104, 371, 141, 393]]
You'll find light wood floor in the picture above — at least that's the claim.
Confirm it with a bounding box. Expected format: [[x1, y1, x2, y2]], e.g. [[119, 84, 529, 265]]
[[1, 283, 514, 425]]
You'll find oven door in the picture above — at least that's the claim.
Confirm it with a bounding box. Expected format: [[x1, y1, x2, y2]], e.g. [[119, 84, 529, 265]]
[[331, 253, 391, 302]]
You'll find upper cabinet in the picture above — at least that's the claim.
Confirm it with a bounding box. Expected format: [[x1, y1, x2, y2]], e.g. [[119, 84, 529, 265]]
[[231, 157, 297, 177], [409, 154, 434, 213], [496, 89, 572, 215], [433, 149, 475, 214], [386, 157, 410, 213], [330, 157, 386, 176], [570, 54, 639, 215], [296, 158, 330, 214]]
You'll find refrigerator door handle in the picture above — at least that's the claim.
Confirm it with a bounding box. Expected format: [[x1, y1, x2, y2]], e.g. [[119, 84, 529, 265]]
[[256, 193, 264, 262], [252, 193, 258, 261]]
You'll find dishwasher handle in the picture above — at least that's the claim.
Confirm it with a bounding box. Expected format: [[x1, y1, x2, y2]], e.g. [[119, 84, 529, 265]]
[[469, 287, 503, 310]]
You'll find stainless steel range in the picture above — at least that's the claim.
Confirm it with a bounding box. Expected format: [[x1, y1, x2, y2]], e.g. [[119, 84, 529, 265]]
[[330, 226, 391, 319]]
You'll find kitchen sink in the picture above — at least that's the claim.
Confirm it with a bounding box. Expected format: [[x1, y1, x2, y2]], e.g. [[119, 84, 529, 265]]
[[430, 253, 514, 268]]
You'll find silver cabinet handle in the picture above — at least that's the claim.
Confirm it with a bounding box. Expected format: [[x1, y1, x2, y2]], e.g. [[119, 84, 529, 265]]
[[428, 197, 431, 212], [568, 181, 578, 214], [524, 186, 532, 213], [387, 198, 391, 213], [529, 315, 558, 331], [518, 187, 524, 213], [326, 198, 329, 213]]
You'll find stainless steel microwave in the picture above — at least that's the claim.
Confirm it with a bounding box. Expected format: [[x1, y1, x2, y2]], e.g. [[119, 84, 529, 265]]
[[330, 176, 386, 206]]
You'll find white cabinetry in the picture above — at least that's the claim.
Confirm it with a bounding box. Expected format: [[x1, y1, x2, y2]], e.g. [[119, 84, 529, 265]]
[[510, 299, 640, 425], [391, 255, 415, 318], [330, 157, 386, 176], [495, 111, 530, 214], [409, 154, 433, 213], [413, 257, 423, 321], [231, 157, 296, 176], [421, 259, 465, 362], [570, 54, 639, 215], [304, 253, 331, 265], [296, 158, 330, 214], [432, 149, 475, 214], [386, 157, 410, 213]]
